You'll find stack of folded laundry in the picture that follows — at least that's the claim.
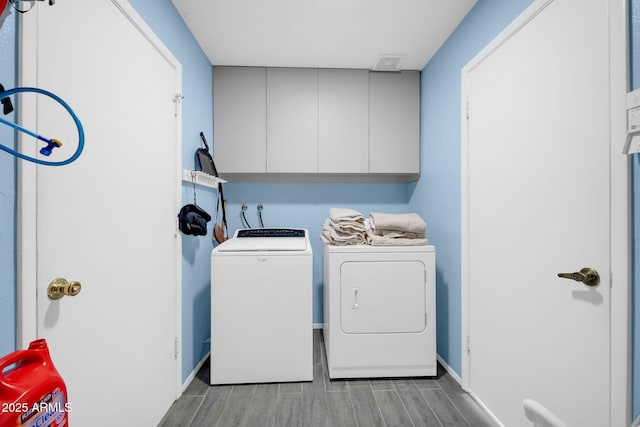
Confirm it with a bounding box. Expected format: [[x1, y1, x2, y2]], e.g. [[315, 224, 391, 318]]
[[368, 212, 428, 246], [320, 208, 428, 246], [320, 208, 368, 245]]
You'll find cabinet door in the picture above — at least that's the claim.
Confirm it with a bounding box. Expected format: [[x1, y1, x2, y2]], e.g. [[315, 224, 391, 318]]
[[369, 71, 420, 174], [213, 67, 266, 173], [318, 69, 369, 173], [267, 68, 318, 173]]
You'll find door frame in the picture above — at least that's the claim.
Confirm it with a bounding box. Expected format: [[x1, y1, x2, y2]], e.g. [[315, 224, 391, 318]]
[[460, 0, 630, 425], [15, 0, 183, 396]]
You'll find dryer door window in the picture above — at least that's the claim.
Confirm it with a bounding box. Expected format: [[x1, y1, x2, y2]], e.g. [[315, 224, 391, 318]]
[[340, 261, 426, 334]]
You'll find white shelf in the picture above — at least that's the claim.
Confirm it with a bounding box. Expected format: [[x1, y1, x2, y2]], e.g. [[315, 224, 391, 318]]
[[182, 170, 226, 189]]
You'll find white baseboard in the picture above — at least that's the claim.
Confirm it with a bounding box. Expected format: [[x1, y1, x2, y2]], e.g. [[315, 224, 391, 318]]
[[313, 323, 324, 329], [181, 352, 210, 394], [436, 354, 462, 385], [467, 388, 505, 427], [633, 414, 640, 427], [436, 354, 504, 427]]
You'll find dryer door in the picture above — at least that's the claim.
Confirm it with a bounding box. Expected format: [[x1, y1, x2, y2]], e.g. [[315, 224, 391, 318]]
[[340, 261, 426, 334]]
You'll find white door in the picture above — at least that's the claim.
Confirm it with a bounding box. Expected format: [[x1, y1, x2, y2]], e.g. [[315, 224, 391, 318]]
[[463, 0, 615, 426], [18, 1, 181, 426]]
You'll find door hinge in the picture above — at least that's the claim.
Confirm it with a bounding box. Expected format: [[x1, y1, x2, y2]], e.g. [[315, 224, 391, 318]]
[[174, 337, 180, 359], [173, 93, 183, 117], [466, 101, 470, 120], [466, 333, 471, 353]]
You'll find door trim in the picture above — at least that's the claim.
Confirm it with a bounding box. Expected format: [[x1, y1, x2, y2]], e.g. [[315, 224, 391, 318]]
[[460, 0, 630, 425], [15, 0, 184, 397]]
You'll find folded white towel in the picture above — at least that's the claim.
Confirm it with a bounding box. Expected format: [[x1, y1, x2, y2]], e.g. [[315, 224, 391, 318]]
[[367, 232, 428, 247], [370, 212, 426, 236], [329, 219, 367, 234], [330, 207, 365, 223], [378, 230, 424, 239], [320, 223, 367, 245]]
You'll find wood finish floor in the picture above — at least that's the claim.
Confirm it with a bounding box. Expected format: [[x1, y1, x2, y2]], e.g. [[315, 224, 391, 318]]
[[159, 330, 497, 426]]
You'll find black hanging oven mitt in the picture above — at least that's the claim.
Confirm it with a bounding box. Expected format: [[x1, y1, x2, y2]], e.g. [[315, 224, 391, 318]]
[[178, 204, 211, 236]]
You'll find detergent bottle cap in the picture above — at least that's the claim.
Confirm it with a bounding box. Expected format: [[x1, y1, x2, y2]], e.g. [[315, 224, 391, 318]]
[[28, 339, 48, 350]]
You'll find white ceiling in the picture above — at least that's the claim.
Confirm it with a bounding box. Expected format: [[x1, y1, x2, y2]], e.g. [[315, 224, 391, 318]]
[[171, 0, 477, 71]]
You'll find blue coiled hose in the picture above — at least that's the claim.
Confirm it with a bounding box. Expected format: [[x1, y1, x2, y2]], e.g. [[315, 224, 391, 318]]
[[0, 87, 84, 166]]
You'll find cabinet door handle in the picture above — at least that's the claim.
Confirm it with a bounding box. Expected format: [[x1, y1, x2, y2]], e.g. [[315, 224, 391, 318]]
[[352, 288, 359, 309]]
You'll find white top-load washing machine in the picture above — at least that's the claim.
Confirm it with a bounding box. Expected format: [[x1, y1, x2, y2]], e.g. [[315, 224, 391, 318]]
[[211, 228, 313, 385], [323, 244, 436, 378]]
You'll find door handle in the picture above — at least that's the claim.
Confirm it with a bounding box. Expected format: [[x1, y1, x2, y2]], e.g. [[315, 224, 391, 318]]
[[47, 278, 82, 300], [557, 267, 600, 287]]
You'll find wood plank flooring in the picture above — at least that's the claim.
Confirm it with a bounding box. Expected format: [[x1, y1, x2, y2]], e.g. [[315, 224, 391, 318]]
[[158, 330, 497, 427]]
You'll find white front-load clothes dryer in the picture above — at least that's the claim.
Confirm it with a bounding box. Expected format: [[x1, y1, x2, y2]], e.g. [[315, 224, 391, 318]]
[[210, 228, 312, 385], [323, 244, 436, 378]]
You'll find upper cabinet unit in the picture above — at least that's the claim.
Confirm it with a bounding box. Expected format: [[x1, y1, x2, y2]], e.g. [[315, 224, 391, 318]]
[[266, 68, 318, 173], [369, 71, 420, 175], [213, 67, 420, 181], [318, 69, 370, 174], [213, 67, 266, 173]]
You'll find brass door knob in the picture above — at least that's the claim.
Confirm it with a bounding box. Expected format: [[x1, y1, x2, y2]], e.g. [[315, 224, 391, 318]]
[[47, 278, 82, 300], [557, 268, 600, 287]]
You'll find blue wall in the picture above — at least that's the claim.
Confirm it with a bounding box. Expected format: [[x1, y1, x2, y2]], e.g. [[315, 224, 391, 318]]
[[631, 0, 640, 419], [409, 0, 534, 375], [0, 7, 17, 358]]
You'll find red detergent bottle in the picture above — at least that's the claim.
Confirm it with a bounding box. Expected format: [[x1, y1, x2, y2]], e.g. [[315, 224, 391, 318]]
[[0, 339, 69, 427]]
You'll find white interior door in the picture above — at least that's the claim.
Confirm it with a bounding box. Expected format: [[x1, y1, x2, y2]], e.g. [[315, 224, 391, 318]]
[[463, 0, 613, 426], [18, 1, 182, 425]]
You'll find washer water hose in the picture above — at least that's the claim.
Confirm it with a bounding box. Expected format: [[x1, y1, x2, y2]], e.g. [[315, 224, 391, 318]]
[[241, 204, 252, 228], [0, 87, 84, 166]]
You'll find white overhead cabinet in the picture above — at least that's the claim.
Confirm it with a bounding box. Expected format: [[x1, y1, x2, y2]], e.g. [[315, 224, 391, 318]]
[[318, 69, 370, 174], [213, 67, 420, 181], [267, 68, 318, 173], [213, 66, 266, 173], [369, 71, 420, 175]]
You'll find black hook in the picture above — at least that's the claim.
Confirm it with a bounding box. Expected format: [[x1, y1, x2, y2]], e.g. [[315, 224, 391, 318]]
[[0, 84, 14, 116]]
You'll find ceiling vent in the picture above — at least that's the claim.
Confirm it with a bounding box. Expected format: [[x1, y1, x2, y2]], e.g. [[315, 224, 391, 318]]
[[372, 55, 405, 72]]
